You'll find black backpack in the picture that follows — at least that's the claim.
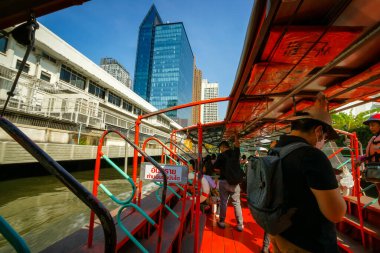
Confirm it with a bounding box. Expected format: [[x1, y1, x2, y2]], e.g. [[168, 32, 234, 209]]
[[223, 149, 245, 185], [247, 142, 308, 235]]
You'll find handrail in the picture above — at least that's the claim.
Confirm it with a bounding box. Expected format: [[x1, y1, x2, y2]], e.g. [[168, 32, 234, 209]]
[[0, 216, 30, 253], [142, 136, 189, 165], [88, 130, 168, 253], [0, 117, 117, 253], [92, 152, 156, 253], [141, 136, 191, 250], [165, 140, 196, 161]]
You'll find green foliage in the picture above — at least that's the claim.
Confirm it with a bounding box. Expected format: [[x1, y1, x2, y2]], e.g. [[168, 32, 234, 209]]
[[332, 108, 380, 146]]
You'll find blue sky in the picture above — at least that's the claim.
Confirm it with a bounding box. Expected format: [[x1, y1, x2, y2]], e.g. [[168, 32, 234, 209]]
[[39, 0, 254, 119]]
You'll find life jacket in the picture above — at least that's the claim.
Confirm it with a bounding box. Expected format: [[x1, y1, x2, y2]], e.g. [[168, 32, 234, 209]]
[[366, 134, 380, 162]]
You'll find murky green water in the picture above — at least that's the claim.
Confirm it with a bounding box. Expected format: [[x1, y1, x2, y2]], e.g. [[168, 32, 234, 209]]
[[0, 167, 155, 252]]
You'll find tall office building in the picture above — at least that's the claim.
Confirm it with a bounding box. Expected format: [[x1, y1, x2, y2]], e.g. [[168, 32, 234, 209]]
[[201, 79, 218, 123], [100, 57, 132, 89], [134, 5, 194, 125], [192, 65, 202, 125], [133, 5, 162, 101]]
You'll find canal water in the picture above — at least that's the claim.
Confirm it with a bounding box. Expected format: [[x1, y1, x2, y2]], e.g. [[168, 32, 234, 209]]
[[0, 166, 157, 252]]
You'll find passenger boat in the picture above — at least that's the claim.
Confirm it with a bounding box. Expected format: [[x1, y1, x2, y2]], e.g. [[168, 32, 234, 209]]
[[0, 0, 379, 252]]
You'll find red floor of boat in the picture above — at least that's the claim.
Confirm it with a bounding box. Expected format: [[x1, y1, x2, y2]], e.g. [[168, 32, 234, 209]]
[[200, 196, 265, 253]]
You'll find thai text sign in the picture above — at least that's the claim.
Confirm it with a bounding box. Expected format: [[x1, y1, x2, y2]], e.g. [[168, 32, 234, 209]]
[[140, 163, 188, 184]]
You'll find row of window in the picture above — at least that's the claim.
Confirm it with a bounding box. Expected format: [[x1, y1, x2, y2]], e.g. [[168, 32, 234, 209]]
[[10, 52, 158, 125], [60, 64, 86, 89]]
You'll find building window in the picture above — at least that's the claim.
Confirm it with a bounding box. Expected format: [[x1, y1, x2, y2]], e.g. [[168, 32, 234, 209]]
[[89, 81, 105, 99], [133, 107, 142, 115], [0, 37, 8, 53], [59, 64, 86, 90], [40, 71, 51, 82], [16, 59, 30, 73], [108, 92, 121, 107], [123, 101, 133, 112], [41, 51, 57, 63]]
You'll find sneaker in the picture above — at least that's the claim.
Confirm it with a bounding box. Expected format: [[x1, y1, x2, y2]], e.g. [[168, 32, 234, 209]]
[[236, 224, 244, 232], [217, 220, 225, 229]]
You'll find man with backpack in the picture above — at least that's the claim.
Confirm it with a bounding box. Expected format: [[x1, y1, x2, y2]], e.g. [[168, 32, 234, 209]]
[[248, 93, 346, 252], [213, 135, 245, 232]]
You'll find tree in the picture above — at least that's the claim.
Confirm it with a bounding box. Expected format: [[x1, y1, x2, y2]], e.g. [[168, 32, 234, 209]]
[[332, 108, 380, 147]]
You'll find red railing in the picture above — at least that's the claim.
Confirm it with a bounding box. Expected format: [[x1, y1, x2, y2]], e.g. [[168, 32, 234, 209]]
[[334, 129, 366, 248]]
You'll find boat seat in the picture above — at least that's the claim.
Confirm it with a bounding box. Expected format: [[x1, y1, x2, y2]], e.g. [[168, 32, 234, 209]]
[[344, 195, 380, 213]]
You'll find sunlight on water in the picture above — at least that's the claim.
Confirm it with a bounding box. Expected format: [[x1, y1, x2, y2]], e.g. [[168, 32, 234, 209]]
[[0, 167, 157, 252]]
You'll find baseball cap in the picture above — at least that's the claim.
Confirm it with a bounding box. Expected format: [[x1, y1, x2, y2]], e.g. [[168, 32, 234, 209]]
[[289, 93, 339, 140], [363, 113, 380, 125]]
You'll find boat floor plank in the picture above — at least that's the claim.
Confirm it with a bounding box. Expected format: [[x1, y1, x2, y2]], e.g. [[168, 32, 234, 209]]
[[200, 195, 265, 253]]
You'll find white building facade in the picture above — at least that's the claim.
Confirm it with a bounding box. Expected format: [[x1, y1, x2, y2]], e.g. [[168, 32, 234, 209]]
[[0, 23, 182, 145], [201, 79, 218, 123]]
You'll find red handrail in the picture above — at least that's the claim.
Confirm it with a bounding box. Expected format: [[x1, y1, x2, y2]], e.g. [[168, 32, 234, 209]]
[[89, 129, 169, 253], [140, 136, 190, 251]]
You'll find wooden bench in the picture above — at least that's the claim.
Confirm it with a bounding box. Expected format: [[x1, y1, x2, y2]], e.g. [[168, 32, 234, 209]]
[[344, 195, 380, 213], [342, 214, 380, 240]]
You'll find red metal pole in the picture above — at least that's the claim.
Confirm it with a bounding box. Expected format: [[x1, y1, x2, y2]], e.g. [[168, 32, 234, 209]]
[[352, 132, 366, 248], [88, 130, 107, 247], [194, 123, 202, 253], [141, 97, 231, 120], [327, 147, 345, 160], [133, 116, 141, 204], [133, 117, 141, 184]]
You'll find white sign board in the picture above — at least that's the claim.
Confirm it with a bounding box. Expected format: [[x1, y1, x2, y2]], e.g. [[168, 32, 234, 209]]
[[140, 163, 188, 184]]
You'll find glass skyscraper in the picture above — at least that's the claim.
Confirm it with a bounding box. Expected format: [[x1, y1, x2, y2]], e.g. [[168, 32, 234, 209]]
[[133, 5, 162, 101], [134, 5, 194, 125]]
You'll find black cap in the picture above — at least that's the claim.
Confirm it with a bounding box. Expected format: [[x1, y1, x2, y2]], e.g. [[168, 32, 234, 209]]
[[218, 140, 230, 148]]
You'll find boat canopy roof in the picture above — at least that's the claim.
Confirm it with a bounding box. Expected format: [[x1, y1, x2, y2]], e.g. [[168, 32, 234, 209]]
[[0, 0, 89, 30], [177, 0, 380, 147], [224, 0, 380, 143]]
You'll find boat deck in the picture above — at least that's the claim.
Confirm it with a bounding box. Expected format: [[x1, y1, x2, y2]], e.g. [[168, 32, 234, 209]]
[[200, 195, 265, 253]]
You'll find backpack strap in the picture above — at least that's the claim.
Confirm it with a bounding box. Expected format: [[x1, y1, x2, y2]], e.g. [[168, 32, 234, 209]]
[[279, 142, 310, 159]]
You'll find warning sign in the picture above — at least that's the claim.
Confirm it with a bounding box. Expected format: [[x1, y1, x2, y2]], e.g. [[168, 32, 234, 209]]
[[140, 163, 188, 184]]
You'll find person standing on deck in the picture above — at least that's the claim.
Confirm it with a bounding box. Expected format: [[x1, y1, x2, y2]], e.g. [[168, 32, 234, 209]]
[[261, 139, 278, 253], [213, 136, 244, 232], [270, 93, 346, 253], [357, 113, 380, 204]]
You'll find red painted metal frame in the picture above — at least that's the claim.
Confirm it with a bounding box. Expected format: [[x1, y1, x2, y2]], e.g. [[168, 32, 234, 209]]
[[89, 130, 170, 253], [139, 136, 189, 203], [88, 129, 107, 248], [140, 97, 231, 120], [132, 98, 230, 253], [194, 123, 203, 253], [334, 129, 367, 248], [140, 136, 190, 251], [174, 121, 226, 133]]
